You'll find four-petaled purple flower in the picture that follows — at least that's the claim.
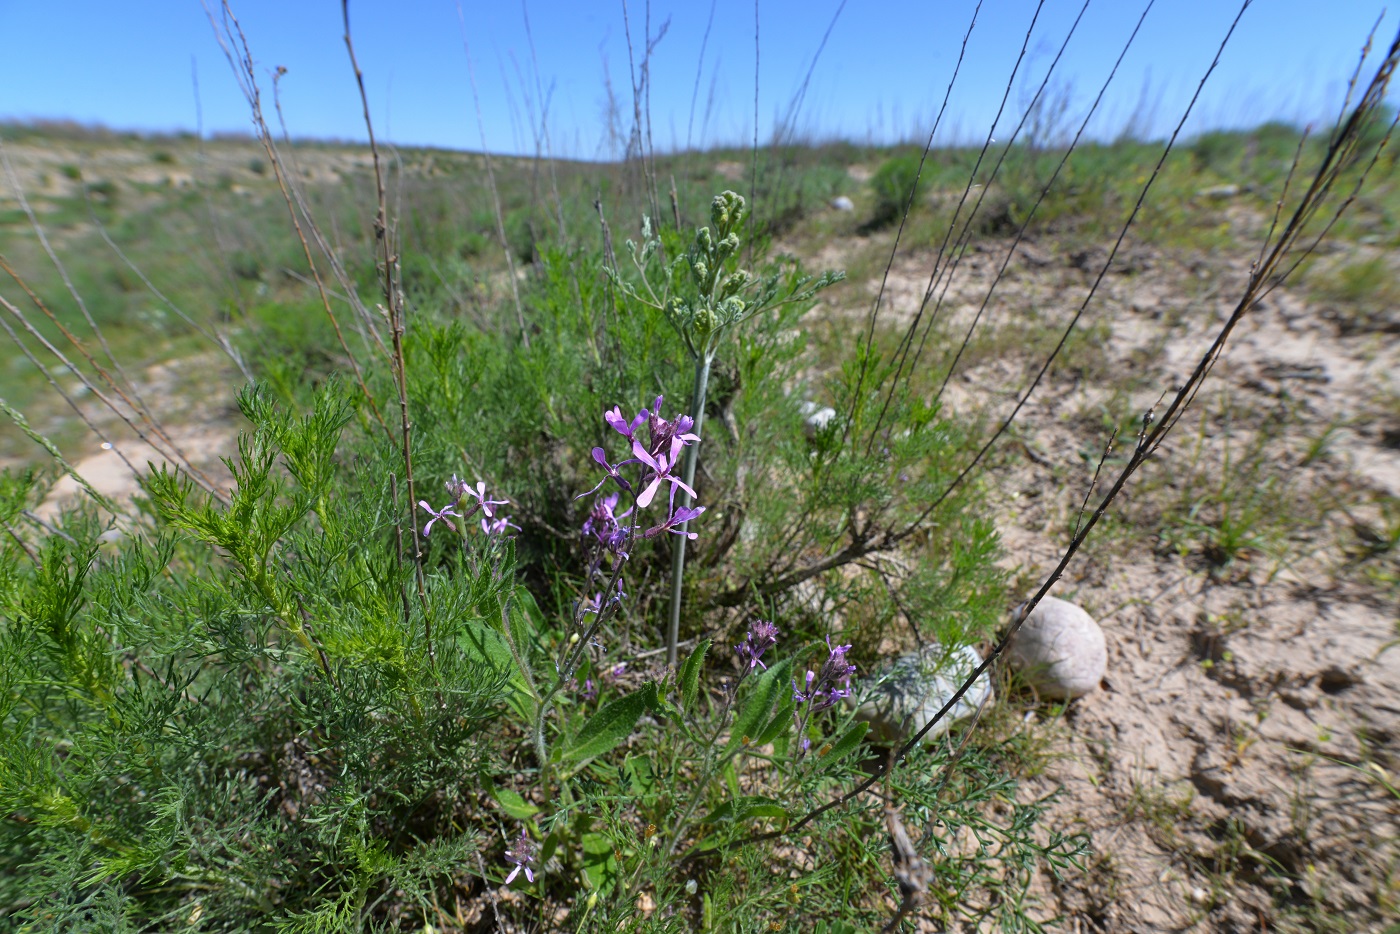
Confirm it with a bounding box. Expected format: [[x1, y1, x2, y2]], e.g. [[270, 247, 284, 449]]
[[735, 620, 780, 672], [418, 500, 461, 537], [792, 636, 857, 712], [503, 828, 536, 884], [631, 443, 697, 510], [448, 476, 509, 518], [481, 514, 521, 536], [422, 476, 513, 539], [643, 504, 706, 540]]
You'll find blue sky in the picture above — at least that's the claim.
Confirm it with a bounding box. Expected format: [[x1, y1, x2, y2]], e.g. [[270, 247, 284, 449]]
[[0, 1, 1392, 158]]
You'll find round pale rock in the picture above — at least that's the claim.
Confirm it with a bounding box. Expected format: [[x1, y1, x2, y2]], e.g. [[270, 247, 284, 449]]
[[855, 644, 993, 745], [1007, 596, 1106, 699], [830, 195, 855, 211], [798, 400, 837, 438]]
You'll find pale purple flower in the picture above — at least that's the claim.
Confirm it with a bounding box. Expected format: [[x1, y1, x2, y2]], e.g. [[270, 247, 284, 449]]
[[580, 677, 597, 701], [735, 620, 780, 672], [418, 500, 461, 537], [459, 479, 509, 518], [504, 829, 536, 884], [644, 504, 705, 540], [481, 514, 521, 536], [631, 444, 696, 510]]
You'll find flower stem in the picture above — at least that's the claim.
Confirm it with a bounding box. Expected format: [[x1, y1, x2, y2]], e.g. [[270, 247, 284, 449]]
[[666, 349, 713, 667]]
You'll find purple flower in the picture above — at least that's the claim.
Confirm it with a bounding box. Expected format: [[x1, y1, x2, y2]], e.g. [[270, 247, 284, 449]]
[[792, 637, 857, 712], [604, 405, 648, 443], [503, 828, 536, 884], [580, 677, 597, 701], [461, 479, 509, 518], [582, 492, 635, 555], [578, 447, 635, 499], [418, 500, 461, 537], [481, 514, 521, 536], [735, 620, 780, 672], [631, 443, 697, 510], [643, 504, 706, 540], [645, 396, 700, 465]]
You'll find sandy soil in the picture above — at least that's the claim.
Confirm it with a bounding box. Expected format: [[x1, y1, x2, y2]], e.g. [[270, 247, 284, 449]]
[[833, 224, 1399, 931]]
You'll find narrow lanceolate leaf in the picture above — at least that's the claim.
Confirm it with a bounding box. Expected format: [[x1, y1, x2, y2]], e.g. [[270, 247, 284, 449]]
[[563, 687, 649, 762], [725, 658, 793, 756], [754, 698, 795, 748], [680, 638, 711, 714], [816, 722, 869, 769], [491, 786, 539, 820]]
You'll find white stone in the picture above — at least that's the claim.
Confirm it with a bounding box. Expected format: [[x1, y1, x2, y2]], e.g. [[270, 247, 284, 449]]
[[855, 644, 993, 745], [1197, 183, 1240, 199], [1007, 596, 1106, 699], [798, 400, 837, 438], [830, 195, 855, 211]]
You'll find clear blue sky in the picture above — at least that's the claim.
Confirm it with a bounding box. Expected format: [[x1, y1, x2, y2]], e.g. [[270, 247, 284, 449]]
[[0, 1, 1393, 158]]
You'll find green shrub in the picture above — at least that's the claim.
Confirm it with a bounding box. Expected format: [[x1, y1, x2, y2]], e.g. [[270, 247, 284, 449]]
[[868, 152, 924, 227], [0, 185, 1084, 931]]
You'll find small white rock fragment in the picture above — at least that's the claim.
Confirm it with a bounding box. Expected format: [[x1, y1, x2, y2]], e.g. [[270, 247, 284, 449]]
[[830, 195, 855, 211], [1007, 596, 1106, 699], [798, 400, 837, 438], [1197, 183, 1240, 199], [855, 644, 993, 745]]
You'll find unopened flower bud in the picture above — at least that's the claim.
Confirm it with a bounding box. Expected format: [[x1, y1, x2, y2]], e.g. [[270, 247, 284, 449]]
[[694, 305, 719, 335], [696, 227, 712, 251], [692, 260, 708, 283], [569, 632, 581, 645]]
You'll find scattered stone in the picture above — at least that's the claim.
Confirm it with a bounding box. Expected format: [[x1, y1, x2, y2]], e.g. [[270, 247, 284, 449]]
[[1198, 183, 1240, 199], [1007, 596, 1106, 699], [798, 400, 837, 438], [830, 195, 855, 211], [855, 644, 994, 744]]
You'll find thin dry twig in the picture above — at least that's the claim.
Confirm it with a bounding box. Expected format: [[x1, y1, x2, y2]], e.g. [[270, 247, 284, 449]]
[[340, 0, 433, 651]]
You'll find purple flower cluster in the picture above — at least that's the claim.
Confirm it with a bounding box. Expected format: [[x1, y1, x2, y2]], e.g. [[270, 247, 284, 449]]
[[580, 395, 705, 543], [419, 474, 517, 539], [735, 620, 780, 673], [581, 492, 633, 556], [792, 637, 857, 713]]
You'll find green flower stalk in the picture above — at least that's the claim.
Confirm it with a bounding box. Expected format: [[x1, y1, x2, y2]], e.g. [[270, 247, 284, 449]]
[[611, 191, 843, 666]]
